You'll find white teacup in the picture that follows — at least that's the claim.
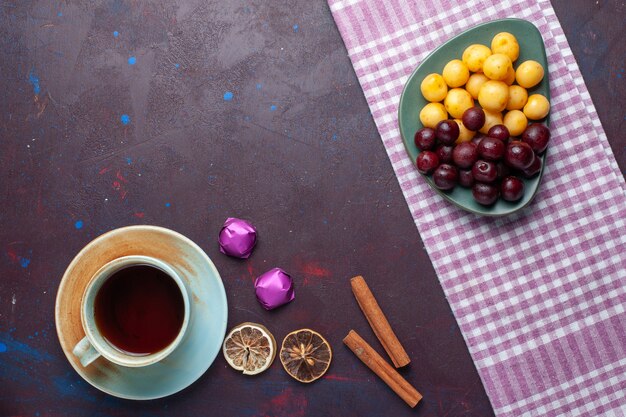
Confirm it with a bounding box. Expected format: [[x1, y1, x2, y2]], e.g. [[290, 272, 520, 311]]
[[72, 255, 190, 368]]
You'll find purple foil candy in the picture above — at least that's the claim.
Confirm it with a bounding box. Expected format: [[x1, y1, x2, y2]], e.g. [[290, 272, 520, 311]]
[[218, 217, 257, 259], [254, 268, 295, 310]]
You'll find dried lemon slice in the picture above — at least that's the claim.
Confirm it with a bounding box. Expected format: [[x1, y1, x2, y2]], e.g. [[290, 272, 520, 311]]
[[279, 329, 332, 383], [223, 322, 276, 375]]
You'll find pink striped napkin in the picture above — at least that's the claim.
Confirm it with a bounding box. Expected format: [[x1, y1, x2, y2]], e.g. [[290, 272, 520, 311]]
[[328, 1, 626, 416]]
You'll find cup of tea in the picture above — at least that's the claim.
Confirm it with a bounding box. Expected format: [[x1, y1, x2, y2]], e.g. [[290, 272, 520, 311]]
[[72, 255, 190, 367]]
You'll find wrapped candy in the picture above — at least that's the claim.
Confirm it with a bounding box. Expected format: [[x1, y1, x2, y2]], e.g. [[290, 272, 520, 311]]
[[218, 217, 257, 259], [254, 268, 295, 310]]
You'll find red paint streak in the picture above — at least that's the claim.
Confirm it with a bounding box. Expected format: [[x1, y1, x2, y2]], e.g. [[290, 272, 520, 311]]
[[6, 248, 19, 263], [323, 373, 362, 382], [99, 167, 111, 175], [134, 212, 145, 218], [111, 178, 128, 200], [301, 262, 331, 277], [115, 170, 128, 183], [269, 389, 291, 408], [298, 260, 331, 285], [246, 261, 257, 282], [106, 169, 130, 199], [257, 388, 307, 417]]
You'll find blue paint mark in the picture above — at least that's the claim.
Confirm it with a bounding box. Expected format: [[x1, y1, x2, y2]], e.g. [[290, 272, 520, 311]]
[[113, 30, 119, 37], [256, 83, 262, 90], [52, 375, 79, 397], [322, 218, 328, 224], [175, 63, 180, 68], [618, 73, 623, 79], [270, 105, 277, 111], [125, 157, 132, 165], [120, 114, 131, 125], [28, 69, 41, 95], [0, 333, 100, 402], [128, 56, 137, 65], [165, 202, 171, 207], [223, 91, 234, 101], [293, 24, 299, 33], [51, 372, 97, 401], [332, 133, 338, 140], [57, 12, 62, 17], [0, 332, 54, 362], [244, 115, 251, 121], [19, 257, 30, 268], [75, 220, 83, 229]]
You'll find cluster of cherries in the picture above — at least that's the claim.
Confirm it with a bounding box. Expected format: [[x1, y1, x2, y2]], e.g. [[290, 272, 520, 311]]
[[415, 107, 550, 205]]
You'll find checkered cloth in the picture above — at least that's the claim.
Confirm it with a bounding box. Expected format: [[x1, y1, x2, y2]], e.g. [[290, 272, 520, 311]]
[[327, 0, 626, 415]]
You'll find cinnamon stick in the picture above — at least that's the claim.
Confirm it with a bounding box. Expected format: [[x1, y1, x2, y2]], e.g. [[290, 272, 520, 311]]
[[343, 330, 422, 408], [350, 275, 410, 367]]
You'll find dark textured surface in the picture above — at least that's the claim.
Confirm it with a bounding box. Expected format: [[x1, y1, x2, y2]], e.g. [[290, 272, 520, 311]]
[[0, 1, 623, 416]]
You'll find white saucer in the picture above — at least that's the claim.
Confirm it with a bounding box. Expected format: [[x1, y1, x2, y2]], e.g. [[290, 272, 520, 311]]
[[55, 225, 228, 400]]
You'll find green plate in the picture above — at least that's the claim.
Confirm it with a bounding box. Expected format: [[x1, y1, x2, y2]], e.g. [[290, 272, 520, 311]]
[[398, 18, 549, 216]]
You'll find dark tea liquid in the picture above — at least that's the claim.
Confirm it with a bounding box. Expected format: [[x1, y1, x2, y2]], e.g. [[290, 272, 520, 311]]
[[94, 265, 185, 356]]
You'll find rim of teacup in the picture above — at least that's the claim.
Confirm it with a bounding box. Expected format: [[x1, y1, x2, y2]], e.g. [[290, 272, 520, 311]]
[[80, 255, 191, 368]]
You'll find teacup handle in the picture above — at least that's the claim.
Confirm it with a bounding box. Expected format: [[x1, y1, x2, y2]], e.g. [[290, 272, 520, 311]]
[[72, 336, 101, 367]]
